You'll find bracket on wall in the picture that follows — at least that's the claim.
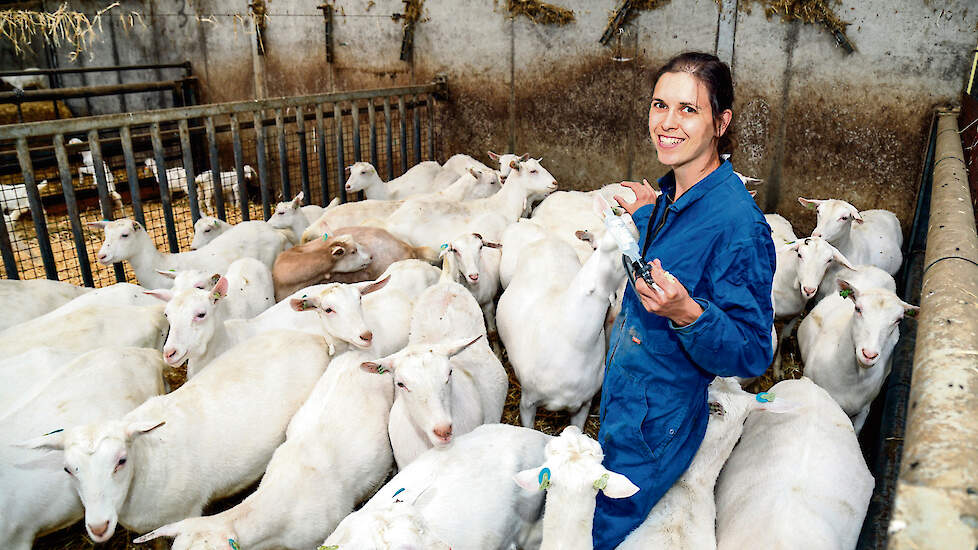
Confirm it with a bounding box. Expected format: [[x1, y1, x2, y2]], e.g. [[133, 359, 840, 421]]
[[393, 0, 423, 62], [317, 3, 334, 63], [249, 0, 268, 56], [600, 0, 632, 46]]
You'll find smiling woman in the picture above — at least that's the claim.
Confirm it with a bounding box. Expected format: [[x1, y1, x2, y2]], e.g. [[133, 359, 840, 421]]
[[594, 52, 776, 549]]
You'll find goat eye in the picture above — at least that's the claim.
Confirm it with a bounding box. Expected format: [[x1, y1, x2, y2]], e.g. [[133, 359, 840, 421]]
[[854, 306, 862, 314], [396, 382, 406, 389], [839, 216, 848, 221], [118, 457, 127, 466], [797, 253, 802, 258], [323, 307, 334, 314], [121, 234, 129, 238], [826, 259, 832, 263], [64, 466, 73, 476], [203, 228, 211, 233], [196, 312, 206, 319], [195, 284, 205, 289], [530, 169, 538, 174]]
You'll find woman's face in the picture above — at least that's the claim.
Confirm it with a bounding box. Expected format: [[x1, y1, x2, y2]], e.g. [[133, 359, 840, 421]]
[[648, 71, 726, 169]]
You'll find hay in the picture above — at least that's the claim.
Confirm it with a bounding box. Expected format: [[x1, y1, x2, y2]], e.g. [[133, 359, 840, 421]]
[[0, 2, 125, 60], [741, 0, 851, 45], [392, 0, 425, 25], [506, 0, 575, 26], [0, 99, 71, 125]]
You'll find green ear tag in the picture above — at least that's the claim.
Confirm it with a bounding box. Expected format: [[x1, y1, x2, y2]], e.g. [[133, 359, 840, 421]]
[[376, 365, 386, 375], [538, 467, 551, 490], [805, 202, 815, 210], [212, 291, 222, 300], [322, 232, 329, 241], [593, 473, 609, 491], [839, 289, 853, 299], [43, 428, 64, 436], [756, 392, 775, 403], [319, 545, 339, 550], [213, 220, 220, 228], [228, 539, 240, 550], [905, 309, 918, 317]]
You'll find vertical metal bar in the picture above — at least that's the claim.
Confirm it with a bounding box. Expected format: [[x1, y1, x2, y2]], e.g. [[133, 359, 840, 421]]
[[296, 105, 311, 205], [275, 108, 291, 201], [253, 111, 272, 219], [205, 116, 226, 220], [230, 113, 249, 221], [412, 94, 421, 165], [334, 102, 347, 203], [54, 134, 94, 287], [351, 101, 362, 162], [398, 95, 408, 173], [87, 130, 127, 281], [0, 200, 17, 279], [315, 104, 329, 205], [15, 138, 57, 280], [427, 94, 435, 161], [119, 125, 145, 227], [178, 119, 201, 224], [150, 123, 180, 254], [383, 97, 393, 181], [367, 100, 378, 168]]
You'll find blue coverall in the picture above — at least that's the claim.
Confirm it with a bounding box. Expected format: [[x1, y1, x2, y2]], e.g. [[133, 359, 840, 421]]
[[592, 160, 776, 549]]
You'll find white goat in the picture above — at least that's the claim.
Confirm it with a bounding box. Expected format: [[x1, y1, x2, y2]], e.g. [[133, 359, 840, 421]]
[[513, 426, 639, 550], [791, 236, 895, 303], [497, 225, 623, 429], [0, 278, 91, 332], [21, 330, 331, 543], [132, 350, 395, 550], [361, 277, 508, 469], [90, 218, 289, 289], [715, 377, 874, 550], [267, 192, 321, 243], [440, 212, 507, 331], [765, 213, 797, 245], [0, 348, 78, 415], [382, 158, 557, 250], [325, 423, 550, 550], [2, 347, 165, 550], [300, 168, 502, 243], [0, 179, 48, 221], [0, 304, 167, 358], [68, 138, 122, 208], [344, 160, 443, 200], [617, 378, 796, 549], [1, 69, 47, 91], [799, 197, 903, 276], [529, 184, 639, 263], [498, 218, 552, 289], [192, 165, 255, 215], [798, 279, 917, 433], [143, 157, 190, 197], [189, 215, 232, 250], [155, 257, 275, 319]]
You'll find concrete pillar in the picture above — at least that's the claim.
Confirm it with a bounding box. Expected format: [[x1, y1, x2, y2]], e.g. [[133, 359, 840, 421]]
[[887, 110, 978, 549]]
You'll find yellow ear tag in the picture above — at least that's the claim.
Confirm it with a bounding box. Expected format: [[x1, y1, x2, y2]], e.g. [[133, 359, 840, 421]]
[[593, 473, 609, 490]]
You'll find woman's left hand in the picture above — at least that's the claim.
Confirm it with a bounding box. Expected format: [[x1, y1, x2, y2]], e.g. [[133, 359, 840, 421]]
[[633, 259, 703, 326]]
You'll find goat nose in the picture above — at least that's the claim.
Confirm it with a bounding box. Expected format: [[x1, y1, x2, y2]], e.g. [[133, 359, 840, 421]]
[[89, 521, 110, 537], [344, 184, 352, 191], [468, 273, 479, 282], [812, 231, 822, 238], [803, 286, 816, 296], [433, 424, 452, 439], [164, 348, 177, 361], [360, 331, 373, 343], [862, 349, 879, 360]]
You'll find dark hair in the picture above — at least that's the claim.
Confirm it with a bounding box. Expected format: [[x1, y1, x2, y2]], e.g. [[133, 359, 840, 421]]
[[651, 52, 735, 155]]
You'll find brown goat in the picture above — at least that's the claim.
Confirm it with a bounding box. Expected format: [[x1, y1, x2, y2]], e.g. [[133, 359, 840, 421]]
[[272, 226, 437, 301]]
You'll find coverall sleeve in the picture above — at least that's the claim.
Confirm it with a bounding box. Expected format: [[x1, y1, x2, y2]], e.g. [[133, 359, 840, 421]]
[[670, 229, 776, 378], [631, 202, 655, 243]]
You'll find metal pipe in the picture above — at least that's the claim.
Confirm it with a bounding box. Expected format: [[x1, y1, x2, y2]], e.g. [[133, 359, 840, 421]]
[[178, 119, 201, 223], [352, 101, 362, 162], [398, 95, 408, 174], [16, 137, 58, 280], [53, 134, 94, 287], [119, 125, 145, 226], [0, 199, 17, 278], [150, 123, 180, 253], [205, 117, 226, 220], [296, 105, 311, 205], [413, 93, 421, 165], [0, 62, 191, 77], [383, 97, 393, 181], [334, 103, 346, 203], [86, 131, 126, 282], [316, 104, 329, 205], [276, 108, 291, 200], [887, 110, 978, 549], [253, 111, 272, 219], [0, 79, 198, 103], [230, 114, 249, 221], [368, 100, 378, 168], [427, 92, 435, 160]]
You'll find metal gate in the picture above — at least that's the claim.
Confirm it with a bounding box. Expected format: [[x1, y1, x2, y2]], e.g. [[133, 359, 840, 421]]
[[0, 78, 445, 287]]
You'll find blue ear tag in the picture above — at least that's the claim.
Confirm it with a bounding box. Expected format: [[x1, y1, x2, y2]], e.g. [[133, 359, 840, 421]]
[[538, 467, 551, 490], [440, 243, 448, 250], [392, 487, 406, 502], [43, 428, 64, 436], [593, 473, 609, 491], [756, 392, 775, 403], [322, 232, 329, 241], [228, 539, 240, 550]]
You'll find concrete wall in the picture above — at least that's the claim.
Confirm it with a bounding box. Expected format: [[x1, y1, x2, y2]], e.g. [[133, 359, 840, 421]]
[[3, 0, 976, 233]]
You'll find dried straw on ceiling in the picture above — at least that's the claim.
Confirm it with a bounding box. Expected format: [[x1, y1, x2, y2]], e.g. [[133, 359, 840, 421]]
[[506, 0, 575, 26]]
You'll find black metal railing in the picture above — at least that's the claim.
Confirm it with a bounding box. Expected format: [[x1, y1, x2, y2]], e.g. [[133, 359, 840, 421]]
[[0, 79, 445, 287]]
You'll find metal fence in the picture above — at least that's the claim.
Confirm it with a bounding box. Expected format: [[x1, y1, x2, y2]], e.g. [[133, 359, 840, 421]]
[[0, 78, 445, 287]]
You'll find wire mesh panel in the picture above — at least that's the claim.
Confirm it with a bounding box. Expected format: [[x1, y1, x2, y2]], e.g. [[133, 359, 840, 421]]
[[0, 81, 443, 286]]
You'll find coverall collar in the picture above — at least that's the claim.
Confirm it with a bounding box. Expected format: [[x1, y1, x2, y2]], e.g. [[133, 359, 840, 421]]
[[657, 159, 734, 213]]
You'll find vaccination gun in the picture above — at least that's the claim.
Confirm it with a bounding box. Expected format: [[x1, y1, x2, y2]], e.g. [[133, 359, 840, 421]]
[[596, 195, 662, 293]]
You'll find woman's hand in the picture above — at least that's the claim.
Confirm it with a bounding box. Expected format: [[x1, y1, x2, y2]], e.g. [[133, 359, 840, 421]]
[[614, 179, 660, 215], [634, 259, 703, 326]]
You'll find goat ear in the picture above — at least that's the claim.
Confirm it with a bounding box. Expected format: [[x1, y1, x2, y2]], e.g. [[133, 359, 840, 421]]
[[837, 279, 859, 301], [831, 247, 857, 270], [437, 334, 483, 358], [513, 466, 545, 492], [749, 189, 757, 198], [483, 241, 502, 249], [851, 209, 864, 224], [468, 166, 480, 179], [345, 165, 353, 174], [155, 269, 178, 280], [487, 150, 500, 161], [125, 420, 165, 440], [901, 302, 920, 317], [597, 469, 639, 499], [331, 245, 347, 257], [209, 273, 221, 286], [131, 220, 143, 232], [292, 192, 304, 207], [17, 429, 66, 451], [575, 230, 594, 243], [509, 159, 520, 170], [210, 277, 229, 302], [360, 356, 395, 375], [144, 289, 174, 302], [519, 153, 530, 161], [132, 520, 186, 543], [87, 220, 109, 230], [290, 294, 320, 312], [798, 197, 821, 211], [357, 275, 391, 296]]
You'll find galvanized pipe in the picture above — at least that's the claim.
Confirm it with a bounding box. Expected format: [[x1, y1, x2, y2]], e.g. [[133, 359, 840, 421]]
[[296, 106, 311, 205], [205, 117, 226, 220], [334, 103, 347, 203], [53, 134, 94, 287], [888, 110, 978, 549], [178, 119, 201, 222], [85, 131, 126, 282], [352, 101, 362, 163], [0, 202, 17, 278], [253, 111, 272, 219], [315, 104, 329, 205], [15, 137, 57, 280], [413, 94, 421, 165], [383, 97, 393, 181], [0, 79, 197, 103], [119, 125, 146, 226], [150, 123, 179, 253], [230, 114, 249, 221], [0, 62, 190, 77], [275, 108, 291, 201], [368, 100, 378, 168], [398, 95, 408, 174]]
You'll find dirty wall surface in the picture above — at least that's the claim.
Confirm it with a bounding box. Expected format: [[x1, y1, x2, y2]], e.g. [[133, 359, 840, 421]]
[[3, 0, 976, 234]]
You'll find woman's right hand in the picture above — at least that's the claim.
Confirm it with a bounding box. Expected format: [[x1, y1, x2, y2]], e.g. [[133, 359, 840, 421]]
[[613, 179, 659, 215]]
